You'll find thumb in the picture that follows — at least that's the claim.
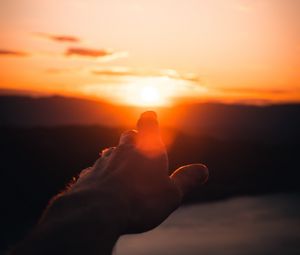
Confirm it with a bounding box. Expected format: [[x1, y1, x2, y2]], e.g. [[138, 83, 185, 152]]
[[170, 164, 209, 198]]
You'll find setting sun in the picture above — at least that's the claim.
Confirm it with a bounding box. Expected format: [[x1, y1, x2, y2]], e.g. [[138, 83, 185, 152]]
[[80, 76, 207, 107], [139, 86, 161, 106], [124, 78, 170, 107]]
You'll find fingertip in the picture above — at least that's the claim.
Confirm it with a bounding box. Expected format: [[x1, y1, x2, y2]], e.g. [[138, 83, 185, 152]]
[[140, 111, 157, 120], [137, 111, 159, 133], [119, 130, 137, 146], [170, 163, 209, 197], [190, 163, 209, 184]]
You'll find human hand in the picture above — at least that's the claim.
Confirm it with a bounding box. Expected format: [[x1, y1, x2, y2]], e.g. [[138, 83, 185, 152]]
[[66, 111, 208, 233], [12, 111, 208, 255]]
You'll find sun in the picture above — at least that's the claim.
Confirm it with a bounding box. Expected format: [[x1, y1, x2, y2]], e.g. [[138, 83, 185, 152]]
[[123, 77, 172, 107], [81, 76, 207, 107], [139, 86, 161, 105]]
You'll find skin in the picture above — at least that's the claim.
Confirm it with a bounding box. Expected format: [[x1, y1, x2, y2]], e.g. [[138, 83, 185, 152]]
[[11, 111, 209, 255]]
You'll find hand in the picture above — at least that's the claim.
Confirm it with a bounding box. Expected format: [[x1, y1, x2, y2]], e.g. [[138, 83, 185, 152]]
[[12, 111, 208, 255]]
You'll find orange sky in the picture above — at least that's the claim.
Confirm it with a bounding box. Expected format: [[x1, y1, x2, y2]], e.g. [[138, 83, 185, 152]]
[[0, 0, 299, 106]]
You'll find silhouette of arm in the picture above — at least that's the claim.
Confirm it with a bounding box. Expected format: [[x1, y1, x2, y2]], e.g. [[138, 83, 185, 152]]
[[11, 111, 208, 255]]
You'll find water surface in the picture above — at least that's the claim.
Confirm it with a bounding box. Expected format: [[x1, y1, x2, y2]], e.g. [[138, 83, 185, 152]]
[[116, 193, 300, 255]]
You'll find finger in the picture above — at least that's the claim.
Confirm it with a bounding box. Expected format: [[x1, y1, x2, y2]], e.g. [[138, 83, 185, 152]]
[[137, 111, 159, 136], [93, 146, 116, 170], [101, 147, 116, 157], [118, 130, 137, 147], [136, 111, 164, 157], [77, 167, 93, 182], [170, 164, 209, 198]]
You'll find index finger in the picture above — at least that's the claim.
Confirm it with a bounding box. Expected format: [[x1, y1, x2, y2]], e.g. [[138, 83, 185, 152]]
[[136, 111, 165, 157]]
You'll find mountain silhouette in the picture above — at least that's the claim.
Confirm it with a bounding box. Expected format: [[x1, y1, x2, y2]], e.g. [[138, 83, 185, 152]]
[[1, 95, 299, 142]]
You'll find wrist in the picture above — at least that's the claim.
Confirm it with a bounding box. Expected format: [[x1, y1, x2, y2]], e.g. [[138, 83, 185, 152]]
[[43, 187, 127, 231], [12, 189, 126, 255]]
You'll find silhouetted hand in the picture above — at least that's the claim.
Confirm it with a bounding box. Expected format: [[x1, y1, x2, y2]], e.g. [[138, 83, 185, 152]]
[[11, 111, 208, 255]]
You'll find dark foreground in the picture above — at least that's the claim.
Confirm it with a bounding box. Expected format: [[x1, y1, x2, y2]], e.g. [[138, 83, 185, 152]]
[[0, 126, 299, 252]]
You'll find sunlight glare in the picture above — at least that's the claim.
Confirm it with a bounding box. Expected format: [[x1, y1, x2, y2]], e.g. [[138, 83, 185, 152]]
[[81, 76, 207, 107], [139, 86, 161, 106], [123, 78, 171, 107]]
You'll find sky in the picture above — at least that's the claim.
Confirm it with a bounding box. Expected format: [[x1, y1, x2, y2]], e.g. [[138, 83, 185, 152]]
[[0, 0, 299, 106]]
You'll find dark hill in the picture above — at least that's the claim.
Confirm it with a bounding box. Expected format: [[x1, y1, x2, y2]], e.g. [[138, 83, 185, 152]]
[[1, 95, 299, 142]]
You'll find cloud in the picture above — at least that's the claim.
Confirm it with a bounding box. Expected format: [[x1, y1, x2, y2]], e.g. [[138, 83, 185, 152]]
[[65, 47, 112, 57], [92, 67, 142, 77], [64, 47, 128, 61], [34, 32, 80, 43], [91, 67, 199, 82], [0, 49, 29, 57], [220, 87, 291, 95]]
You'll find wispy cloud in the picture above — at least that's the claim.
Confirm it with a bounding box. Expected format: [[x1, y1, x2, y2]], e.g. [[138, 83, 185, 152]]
[[65, 47, 110, 57], [64, 47, 128, 61], [220, 87, 291, 95], [0, 49, 29, 57], [34, 32, 81, 43], [91, 67, 199, 82], [92, 68, 136, 77]]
